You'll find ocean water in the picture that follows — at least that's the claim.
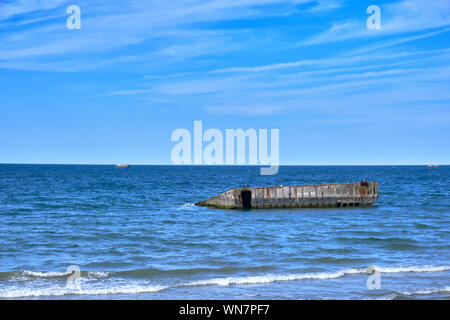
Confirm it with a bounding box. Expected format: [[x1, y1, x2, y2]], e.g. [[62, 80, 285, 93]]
[[0, 164, 449, 300]]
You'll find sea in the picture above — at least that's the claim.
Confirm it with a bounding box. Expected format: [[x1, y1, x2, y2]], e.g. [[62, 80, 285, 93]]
[[0, 164, 448, 300]]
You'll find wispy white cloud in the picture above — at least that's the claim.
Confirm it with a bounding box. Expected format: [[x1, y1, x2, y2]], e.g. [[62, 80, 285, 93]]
[[0, 0, 316, 71], [347, 27, 450, 55], [101, 89, 150, 96], [302, 0, 450, 45], [307, 0, 343, 12], [204, 104, 284, 116], [382, 0, 450, 33], [3, 0, 447, 73], [302, 21, 367, 45], [2, 0, 449, 118], [145, 44, 450, 117], [0, 0, 68, 21], [208, 48, 450, 74], [210, 59, 317, 73]]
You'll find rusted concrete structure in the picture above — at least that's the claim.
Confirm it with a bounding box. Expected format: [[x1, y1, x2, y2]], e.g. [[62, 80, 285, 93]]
[[196, 181, 379, 209]]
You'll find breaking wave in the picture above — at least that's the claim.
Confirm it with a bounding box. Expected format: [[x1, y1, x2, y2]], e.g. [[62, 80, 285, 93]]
[[0, 284, 168, 299], [179, 265, 450, 287], [375, 266, 450, 273], [181, 203, 195, 207], [18, 270, 110, 279], [179, 268, 364, 287], [0, 265, 448, 298], [398, 287, 450, 296]]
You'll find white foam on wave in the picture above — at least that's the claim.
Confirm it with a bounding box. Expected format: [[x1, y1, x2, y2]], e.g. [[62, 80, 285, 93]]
[[4, 265, 449, 297], [87, 271, 110, 278], [398, 286, 450, 296], [21, 270, 72, 278], [180, 268, 365, 287], [0, 284, 168, 298], [376, 265, 450, 273], [179, 265, 450, 287], [181, 203, 195, 207], [20, 270, 111, 278], [373, 293, 398, 300]]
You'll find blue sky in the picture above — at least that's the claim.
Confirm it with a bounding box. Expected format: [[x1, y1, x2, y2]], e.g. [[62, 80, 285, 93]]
[[0, 0, 449, 165]]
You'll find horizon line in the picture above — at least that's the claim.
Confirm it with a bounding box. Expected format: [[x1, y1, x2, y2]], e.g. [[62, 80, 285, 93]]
[[0, 163, 448, 166]]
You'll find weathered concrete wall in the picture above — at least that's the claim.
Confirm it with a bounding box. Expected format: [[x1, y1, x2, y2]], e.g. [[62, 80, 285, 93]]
[[196, 181, 379, 209]]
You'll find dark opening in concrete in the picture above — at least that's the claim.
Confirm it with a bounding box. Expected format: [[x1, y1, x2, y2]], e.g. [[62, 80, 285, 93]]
[[241, 190, 252, 209]]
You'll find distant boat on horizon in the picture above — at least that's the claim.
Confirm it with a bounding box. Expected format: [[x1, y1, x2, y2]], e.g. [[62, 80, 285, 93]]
[[427, 165, 440, 168], [115, 164, 130, 168]]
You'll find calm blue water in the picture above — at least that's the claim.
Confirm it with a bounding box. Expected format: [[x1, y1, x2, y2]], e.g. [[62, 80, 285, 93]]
[[0, 165, 449, 300]]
